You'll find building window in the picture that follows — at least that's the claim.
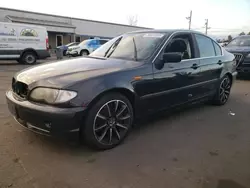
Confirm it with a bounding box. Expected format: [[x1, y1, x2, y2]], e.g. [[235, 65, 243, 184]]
[[56, 35, 63, 47], [75, 36, 81, 42]]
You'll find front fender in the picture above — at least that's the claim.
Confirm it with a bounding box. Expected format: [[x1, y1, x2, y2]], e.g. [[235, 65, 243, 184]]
[[68, 73, 137, 107]]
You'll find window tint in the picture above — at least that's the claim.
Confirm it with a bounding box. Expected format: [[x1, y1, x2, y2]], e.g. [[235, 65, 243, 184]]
[[89, 40, 99, 46], [213, 41, 222, 56], [100, 40, 108, 45], [164, 34, 193, 60], [195, 34, 215, 57]]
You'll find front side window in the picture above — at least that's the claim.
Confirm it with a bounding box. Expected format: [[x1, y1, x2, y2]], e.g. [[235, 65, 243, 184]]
[[195, 34, 215, 58], [89, 32, 167, 61], [164, 34, 194, 60], [100, 40, 108, 45]]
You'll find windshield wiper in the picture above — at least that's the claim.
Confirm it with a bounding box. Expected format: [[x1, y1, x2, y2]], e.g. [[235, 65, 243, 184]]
[[132, 37, 138, 61], [105, 37, 122, 58]]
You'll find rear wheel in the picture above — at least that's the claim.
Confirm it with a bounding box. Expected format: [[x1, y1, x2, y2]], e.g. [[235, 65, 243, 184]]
[[211, 75, 232, 105], [82, 93, 134, 150], [21, 52, 37, 65]]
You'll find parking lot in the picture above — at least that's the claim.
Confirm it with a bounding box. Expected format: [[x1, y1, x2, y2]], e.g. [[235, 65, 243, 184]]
[[0, 59, 250, 188]]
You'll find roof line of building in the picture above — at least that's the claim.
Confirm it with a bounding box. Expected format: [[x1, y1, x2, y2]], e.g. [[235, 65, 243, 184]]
[[0, 7, 152, 29]]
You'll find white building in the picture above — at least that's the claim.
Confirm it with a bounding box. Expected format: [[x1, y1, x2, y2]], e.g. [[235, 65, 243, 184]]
[[0, 7, 150, 48]]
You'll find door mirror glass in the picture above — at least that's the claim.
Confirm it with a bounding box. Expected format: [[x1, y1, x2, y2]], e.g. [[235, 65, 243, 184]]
[[162, 52, 182, 63]]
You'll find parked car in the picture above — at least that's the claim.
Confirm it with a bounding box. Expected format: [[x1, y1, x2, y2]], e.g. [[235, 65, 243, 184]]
[[56, 42, 79, 56], [219, 42, 228, 47], [6, 29, 237, 149], [225, 35, 250, 75], [0, 22, 50, 64], [66, 38, 109, 56]]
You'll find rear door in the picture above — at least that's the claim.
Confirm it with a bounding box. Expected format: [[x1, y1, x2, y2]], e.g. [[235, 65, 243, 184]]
[[194, 34, 223, 96], [0, 23, 19, 59]]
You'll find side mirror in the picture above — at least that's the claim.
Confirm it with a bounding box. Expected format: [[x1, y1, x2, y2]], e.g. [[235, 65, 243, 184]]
[[162, 52, 182, 63], [154, 52, 182, 70]]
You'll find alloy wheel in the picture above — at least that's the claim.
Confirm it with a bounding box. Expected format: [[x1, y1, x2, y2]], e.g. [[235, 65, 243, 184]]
[[93, 100, 132, 146], [219, 77, 231, 104]]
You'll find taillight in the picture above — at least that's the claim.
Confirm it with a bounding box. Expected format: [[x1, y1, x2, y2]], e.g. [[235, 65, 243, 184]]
[[46, 38, 49, 50]]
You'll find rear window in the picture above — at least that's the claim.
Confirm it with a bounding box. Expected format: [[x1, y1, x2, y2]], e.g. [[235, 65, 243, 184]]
[[213, 41, 222, 56], [100, 40, 108, 45]]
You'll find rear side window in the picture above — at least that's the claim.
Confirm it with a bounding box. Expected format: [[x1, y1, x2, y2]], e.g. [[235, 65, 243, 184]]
[[213, 41, 222, 56], [195, 34, 215, 58], [100, 40, 108, 45]]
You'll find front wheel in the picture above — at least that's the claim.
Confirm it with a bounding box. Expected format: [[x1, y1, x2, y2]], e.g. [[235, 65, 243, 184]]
[[211, 75, 232, 105], [82, 93, 134, 150], [80, 50, 89, 56]]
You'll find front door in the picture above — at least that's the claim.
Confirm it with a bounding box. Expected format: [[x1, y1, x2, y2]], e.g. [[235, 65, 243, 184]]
[[149, 32, 202, 111]]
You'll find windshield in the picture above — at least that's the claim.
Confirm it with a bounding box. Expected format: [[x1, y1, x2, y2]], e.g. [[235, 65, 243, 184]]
[[80, 40, 90, 45], [227, 37, 250, 47], [89, 32, 166, 61]]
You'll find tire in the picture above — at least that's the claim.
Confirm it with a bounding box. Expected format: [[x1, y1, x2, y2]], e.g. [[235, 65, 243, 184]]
[[211, 75, 232, 105], [80, 50, 89, 56], [82, 92, 134, 150], [16, 59, 24, 64], [21, 52, 37, 65]]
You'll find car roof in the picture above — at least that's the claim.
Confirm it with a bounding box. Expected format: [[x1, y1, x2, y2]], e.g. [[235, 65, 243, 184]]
[[236, 35, 250, 39], [126, 29, 206, 35]]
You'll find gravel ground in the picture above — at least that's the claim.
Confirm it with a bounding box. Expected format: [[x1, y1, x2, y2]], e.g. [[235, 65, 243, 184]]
[[0, 58, 250, 188]]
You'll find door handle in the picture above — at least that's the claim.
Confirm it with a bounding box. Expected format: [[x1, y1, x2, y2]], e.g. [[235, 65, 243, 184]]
[[217, 60, 222, 65], [191, 63, 198, 69]]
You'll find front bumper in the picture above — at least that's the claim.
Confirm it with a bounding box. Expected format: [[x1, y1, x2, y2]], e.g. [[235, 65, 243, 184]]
[[6, 90, 85, 137], [232, 71, 237, 81], [66, 50, 79, 56]]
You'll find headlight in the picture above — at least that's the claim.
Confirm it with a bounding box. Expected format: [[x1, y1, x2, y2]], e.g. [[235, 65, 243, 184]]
[[246, 54, 250, 58], [30, 88, 77, 104]]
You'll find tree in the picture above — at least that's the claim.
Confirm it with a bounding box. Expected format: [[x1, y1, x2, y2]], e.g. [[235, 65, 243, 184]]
[[239, 32, 245, 36], [128, 15, 138, 26], [228, 35, 233, 42]]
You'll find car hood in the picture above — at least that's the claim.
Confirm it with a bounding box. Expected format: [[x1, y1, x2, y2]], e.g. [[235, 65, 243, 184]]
[[225, 46, 250, 53], [15, 56, 142, 88], [68, 45, 79, 49]]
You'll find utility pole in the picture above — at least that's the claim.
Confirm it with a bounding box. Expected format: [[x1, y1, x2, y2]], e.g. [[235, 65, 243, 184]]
[[186, 10, 192, 30], [204, 19, 211, 35]]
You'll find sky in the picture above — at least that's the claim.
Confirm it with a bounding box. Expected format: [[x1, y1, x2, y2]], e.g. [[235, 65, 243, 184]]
[[1, 0, 250, 38]]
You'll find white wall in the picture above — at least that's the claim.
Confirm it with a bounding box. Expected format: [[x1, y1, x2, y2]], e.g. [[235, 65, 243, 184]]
[[0, 8, 150, 37], [72, 19, 146, 37]]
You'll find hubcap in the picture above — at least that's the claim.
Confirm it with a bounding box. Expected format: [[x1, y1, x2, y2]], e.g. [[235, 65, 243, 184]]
[[82, 51, 88, 56], [93, 100, 132, 145], [25, 55, 35, 64], [219, 77, 231, 103]]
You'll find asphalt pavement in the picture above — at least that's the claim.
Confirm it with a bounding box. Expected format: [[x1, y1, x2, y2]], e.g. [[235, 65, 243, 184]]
[[0, 58, 250, 188]]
